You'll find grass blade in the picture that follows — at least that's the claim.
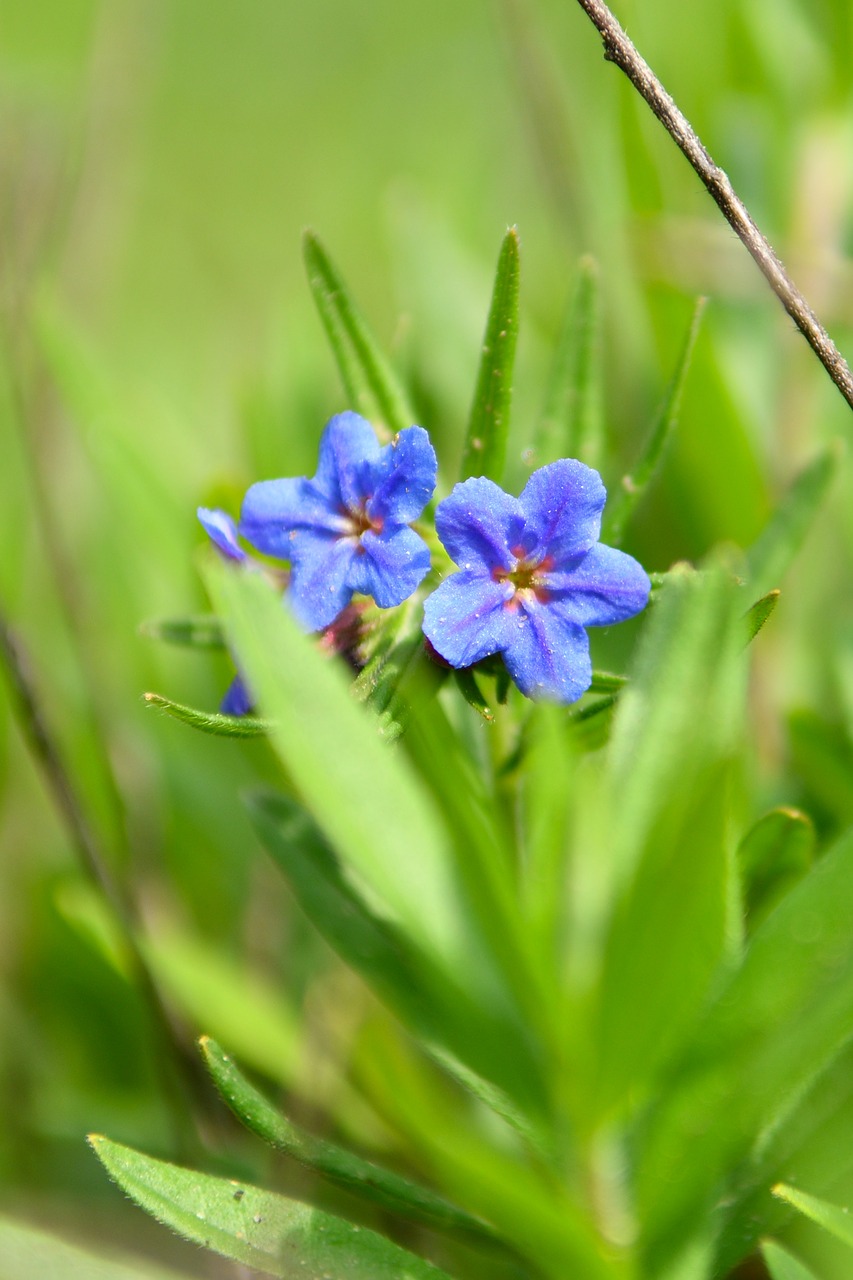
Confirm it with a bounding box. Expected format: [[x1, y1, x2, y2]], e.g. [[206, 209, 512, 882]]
[[761, 1240, 820, 1280], [142, 691, 269, 738], [746, 443, 842, 595], [88, 1136, 452, 1279], [303, 231, 416, 436], [139, 615, 226, 649], [459, 227, 520, 482], [773, 1184, 853, 1251], [603, 297, 705, 545], [737, 806, 814, 932], [199, 1037, 500, 1249]]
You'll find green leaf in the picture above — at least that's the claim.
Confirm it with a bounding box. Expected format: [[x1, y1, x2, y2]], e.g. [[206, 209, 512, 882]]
[[534, 255, 602, 469], [453, 669, 494, 721], [743, 588, 780, 645], [459, 227, 520, 482], [139, 615, 226, 649], [603, 297, 705, 544], [199, 1037, 499, 1249], [761, 1240, 821, 1280], [773, 1184, 853, 1251], [737, 806, 814, 931], [589, 671, 628, 694], [746, 442, 842, 595], [303, 231, 416, 436], [142, 691, 270, 737], [88, 1136, 453, 1280], [0, 1215, 196, 1280], [638, 823, 853, 1269]]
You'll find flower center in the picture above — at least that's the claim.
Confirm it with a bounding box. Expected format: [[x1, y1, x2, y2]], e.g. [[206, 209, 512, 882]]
[[493, 551, 554, 604], [342, 501, 384, 545]]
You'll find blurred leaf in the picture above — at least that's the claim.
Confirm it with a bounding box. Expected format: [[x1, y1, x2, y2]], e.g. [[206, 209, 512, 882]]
[[589, 671, 628, 693], [567, 693, 618, 751], [0, 1216, 196, 1280], [637, 824, 853, 1271], [773, 1183, 853, 1251], [88, 1136, 452, 1279], [761, 1240, 820, 1280], [459, 227, 520, 482], [743, 589, 780, 645], [303, 231, 416, 436], [604, 296, 705, 544], [139, 615, 226, 649], [200, 1037, 499, 1249], [737, 807, 814, 931], [787, 709, 853, 833], [453, 669, 493, 721], [142, 691, 270, 738], [746, 443, 842, 595], [534, 255, 602, 470]]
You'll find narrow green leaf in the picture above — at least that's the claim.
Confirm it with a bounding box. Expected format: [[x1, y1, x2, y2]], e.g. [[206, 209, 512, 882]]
[[303, 231, 416, 436], [603, 297, 705, 544], [761, 1240, 820, 1280], [200, 1038, 499, 1249], [534, 255, 601, 470], [459, 228, 520, 482], [139, 615, 226, 649], [453, 669, 493, 721], [0, 1215, 196, 1280], [746, 442, 842, 595], [743, 589, 780, 645], [737, 806, 814, 931], [89, 1136, 452, 1280], [773, 1184, 853, 1251], [638, 824, 853, 1268], [589, 671, 628, 694], [142, 691, 270, 738]]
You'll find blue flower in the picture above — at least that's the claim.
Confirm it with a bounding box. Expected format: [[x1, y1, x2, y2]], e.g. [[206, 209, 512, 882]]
[[422, 460, 650, 703], [240, 412, 437, 631]]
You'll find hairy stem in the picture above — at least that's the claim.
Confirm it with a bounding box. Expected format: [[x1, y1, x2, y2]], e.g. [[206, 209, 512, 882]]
[[573, 0, 853, 413]]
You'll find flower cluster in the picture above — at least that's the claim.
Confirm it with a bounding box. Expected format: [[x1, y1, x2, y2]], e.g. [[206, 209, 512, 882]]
[[200, 411, 650, 709]]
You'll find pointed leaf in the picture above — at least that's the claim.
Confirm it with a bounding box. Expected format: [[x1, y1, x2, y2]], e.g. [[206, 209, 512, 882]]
[[604, 297, 705, 544], [142, 691, 269, 738], [761, 1240, 820, 1280], [88, 1136, 452, 1280], [199, 1037, 499, 1249], [303, 231, 415, 436], [453, 669, 493, 721], [139, 615, 226, 649], [737, 807, 814, 931], [459, 228, 520, 482], [534, 255, 602, 470], [773, 1184, 853, 1251], [746, 443, 842, 595], [743, 589, 780, 645]]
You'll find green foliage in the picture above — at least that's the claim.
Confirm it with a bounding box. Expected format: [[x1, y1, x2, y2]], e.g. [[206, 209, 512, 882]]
[[142, 690, 270, 737]]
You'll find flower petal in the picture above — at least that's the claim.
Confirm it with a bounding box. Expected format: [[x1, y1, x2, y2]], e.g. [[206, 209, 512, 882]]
[[422, 570, 515, 668], [517, 459, 606, 562], [544, 543, 651, 626], [220, 674, 253, 716], [435, 477, 525, 572], [240, 477, 345, 557], [198, 508, 246, 561], [287, 531, 355, 631], [316, 411, 382, 511], [367, 426, 437, 526], [349, 526, 432, 608], [502, 600, 592, 702]]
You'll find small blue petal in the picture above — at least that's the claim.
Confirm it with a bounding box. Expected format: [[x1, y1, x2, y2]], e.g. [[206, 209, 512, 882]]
[[423, 571, 515, 668], [435, 477, 525, 572], [286, 531, 355, 631], [544, 543, 651, 625], [367, 427, 437, 526], [317, 412, 382, 511], [502, 601, 592, 702], [220, 674, 253, 716], [517, 459, 606, 562], [350, 526, 432, 607], [241, 477, 345, 556], [198, 508, 246, 562]]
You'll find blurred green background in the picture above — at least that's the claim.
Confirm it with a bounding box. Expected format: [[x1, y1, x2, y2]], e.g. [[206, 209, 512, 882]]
[[2, 0, 853, 1273]]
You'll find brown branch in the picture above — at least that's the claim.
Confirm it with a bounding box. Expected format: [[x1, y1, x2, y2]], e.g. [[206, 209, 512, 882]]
[[573, 0, 853, 413]]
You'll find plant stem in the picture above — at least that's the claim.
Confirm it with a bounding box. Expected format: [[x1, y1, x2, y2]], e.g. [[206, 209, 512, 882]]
[[572, 0, 853, 414]]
